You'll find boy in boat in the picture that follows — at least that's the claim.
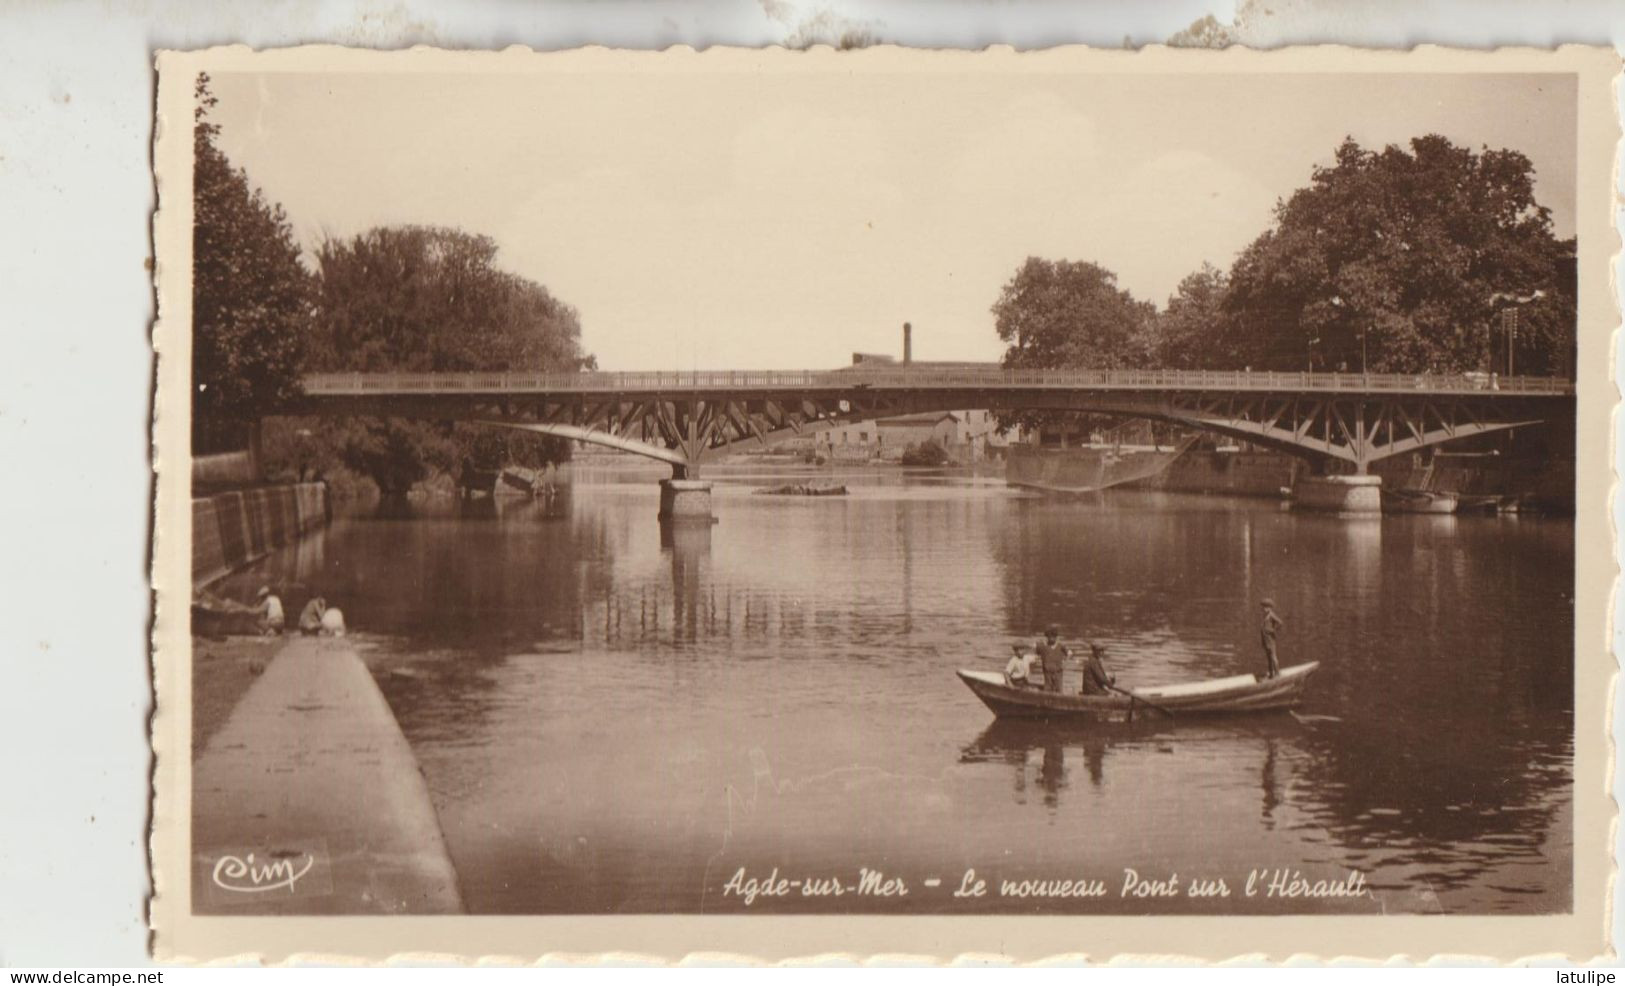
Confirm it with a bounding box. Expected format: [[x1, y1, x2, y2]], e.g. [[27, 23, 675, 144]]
[[1036, 625, 1069, 693], [1259, 598, 1284, 679], [1079, 643, 1117, 696]]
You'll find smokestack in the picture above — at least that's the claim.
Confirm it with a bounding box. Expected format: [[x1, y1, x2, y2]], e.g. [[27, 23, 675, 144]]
[[903, 322, 912, 365]]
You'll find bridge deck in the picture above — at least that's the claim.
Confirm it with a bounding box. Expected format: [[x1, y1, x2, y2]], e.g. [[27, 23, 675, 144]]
[[301, 368, 1573, 398]]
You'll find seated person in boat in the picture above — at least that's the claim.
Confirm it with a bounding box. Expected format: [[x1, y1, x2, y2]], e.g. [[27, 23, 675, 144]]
[[1259, 598, 1284, 679], [1005, 646, 1040, 688], [1079, 643, 1116, 696], [256, 585, 284, 635], [1036, 625, 1069, 693]]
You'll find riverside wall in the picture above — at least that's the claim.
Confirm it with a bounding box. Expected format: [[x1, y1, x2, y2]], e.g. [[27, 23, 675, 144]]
[[1372, 453, 1576, 512], [1123, 448, 1573, 510], [191, 637, 463, 914], [193, 482, 329, 586]]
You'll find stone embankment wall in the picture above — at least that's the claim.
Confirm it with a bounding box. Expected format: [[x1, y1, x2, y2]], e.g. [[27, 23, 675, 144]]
[[193, 482, 329, 586], [1372, 454, 1575, 512]]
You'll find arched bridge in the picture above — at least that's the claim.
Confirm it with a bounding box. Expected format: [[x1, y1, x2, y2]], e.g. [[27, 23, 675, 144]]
[[293, 367, 1574, 478]]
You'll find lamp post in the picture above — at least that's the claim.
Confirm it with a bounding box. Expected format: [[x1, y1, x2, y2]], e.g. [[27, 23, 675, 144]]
[[1329, 294, 1367, 382], [1487, 290, 1545, 381]]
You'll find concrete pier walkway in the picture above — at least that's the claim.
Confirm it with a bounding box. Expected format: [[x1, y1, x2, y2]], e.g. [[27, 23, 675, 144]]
[[191, 637, 463, 914]]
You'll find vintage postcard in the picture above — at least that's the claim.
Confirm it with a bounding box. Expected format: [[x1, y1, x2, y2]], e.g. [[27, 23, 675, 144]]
[[150, 44, 1619, 962]]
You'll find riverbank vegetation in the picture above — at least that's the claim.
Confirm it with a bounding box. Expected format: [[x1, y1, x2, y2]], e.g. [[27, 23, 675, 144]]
[[191, 75, 592, 495]]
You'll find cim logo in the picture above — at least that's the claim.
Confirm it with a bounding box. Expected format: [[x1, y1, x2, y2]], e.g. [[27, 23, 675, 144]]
[[204, 844, 333, 906]]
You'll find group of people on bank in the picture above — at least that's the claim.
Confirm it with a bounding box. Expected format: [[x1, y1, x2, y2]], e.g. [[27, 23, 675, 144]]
[[253, 585, 346, 638], [1006, 601, 1285, 694]]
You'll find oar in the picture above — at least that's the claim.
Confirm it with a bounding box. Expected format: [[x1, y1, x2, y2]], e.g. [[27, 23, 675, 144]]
[[1107, 683, 1176, 718]]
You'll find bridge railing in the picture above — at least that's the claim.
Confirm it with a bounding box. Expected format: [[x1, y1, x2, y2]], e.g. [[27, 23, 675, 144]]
[[299, 368, 1574, 396]]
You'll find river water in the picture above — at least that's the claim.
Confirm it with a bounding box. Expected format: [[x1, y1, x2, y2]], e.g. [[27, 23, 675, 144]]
[[218, 463, 1574, 915]]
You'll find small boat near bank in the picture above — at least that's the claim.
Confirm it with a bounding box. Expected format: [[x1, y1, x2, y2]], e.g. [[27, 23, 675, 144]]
[[1380, 487, 1459, 514], [956, 661, 1320, 721], [1005, 436, 1196, 494], [753, 483, 849, 496]]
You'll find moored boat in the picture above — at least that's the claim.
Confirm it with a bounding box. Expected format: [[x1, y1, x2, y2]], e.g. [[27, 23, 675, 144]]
[[1006, 436, 1195, 494], [753, 483, 849, 496], [956, 661, 1319, 721]]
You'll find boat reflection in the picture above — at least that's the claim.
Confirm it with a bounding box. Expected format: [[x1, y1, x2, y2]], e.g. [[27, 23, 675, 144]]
[[961, 716, 1307, 815]]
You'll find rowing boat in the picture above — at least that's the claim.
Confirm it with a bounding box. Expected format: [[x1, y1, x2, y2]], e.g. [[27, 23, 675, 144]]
[[956, 661, 1320, 720]]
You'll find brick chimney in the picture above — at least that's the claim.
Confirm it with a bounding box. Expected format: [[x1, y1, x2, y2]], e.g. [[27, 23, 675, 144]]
[[903, 322, 912, 365]]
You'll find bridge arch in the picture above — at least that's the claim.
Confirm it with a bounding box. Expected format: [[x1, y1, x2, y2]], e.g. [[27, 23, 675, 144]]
[[294, 369, 1569, 478]]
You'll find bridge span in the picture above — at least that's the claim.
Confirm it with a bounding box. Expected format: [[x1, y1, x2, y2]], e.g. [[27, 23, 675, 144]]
[[294, 367, 1572, 482]]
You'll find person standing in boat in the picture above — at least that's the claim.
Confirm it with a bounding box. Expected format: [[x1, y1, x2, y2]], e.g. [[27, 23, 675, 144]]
[[1036, 625, 1069, 693], [1259, 598, 1285, 679]]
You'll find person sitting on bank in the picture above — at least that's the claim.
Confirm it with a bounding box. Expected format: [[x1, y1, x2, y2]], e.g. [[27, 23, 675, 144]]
[[255, 585, 284, 636], [1079, 642, 1117, 696], [299, 596, 327, 636], [1259, 598, 1285, 679], [1005, 646, 1040, 688], [319, 603, 347, 637], [1036, 625, 1070, 693]]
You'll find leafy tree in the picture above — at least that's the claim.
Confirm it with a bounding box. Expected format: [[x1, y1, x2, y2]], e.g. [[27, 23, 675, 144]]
[[1149, 263, 1230, 369], [192, 73, 313, 453], [308, 226, 584, 373], [900, 440, 949, 467], [993, 257, 1156, 371], [306, 225, 589, 490], [990, 257, 1155, 433], [1223, 135, 1575, 374]]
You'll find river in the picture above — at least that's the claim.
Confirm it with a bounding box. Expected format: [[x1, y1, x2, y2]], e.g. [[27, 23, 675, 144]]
[[214, 462, 1574, 915]]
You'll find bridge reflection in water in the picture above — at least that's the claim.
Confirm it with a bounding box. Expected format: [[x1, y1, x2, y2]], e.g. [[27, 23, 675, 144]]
[[210, 466, 1572, 915]]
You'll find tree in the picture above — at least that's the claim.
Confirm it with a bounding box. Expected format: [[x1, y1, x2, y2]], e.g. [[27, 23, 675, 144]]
[[990, 257, 1155, 433], [1149, 263, 1230, 369], [306, 225, 590, 491], [308, 226, 585, 374], [1223, 135, 1575, 375], [192, 73, 313, 453], [992, 257, 1156, 371]]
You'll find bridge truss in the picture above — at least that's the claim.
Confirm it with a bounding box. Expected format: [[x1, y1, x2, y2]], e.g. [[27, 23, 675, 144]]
[[292, 369, 1572, 477]]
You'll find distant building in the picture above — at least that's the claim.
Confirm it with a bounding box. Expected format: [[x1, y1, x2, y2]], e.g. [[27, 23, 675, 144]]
[[803, 324, 1016, 462]]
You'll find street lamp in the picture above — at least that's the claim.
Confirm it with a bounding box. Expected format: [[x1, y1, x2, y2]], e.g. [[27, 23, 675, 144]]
[[1329, 295, 1367, 380]]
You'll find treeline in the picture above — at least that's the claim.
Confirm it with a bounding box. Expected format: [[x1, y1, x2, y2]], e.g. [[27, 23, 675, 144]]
[[994, 135, 1576, 393], [191, 74, 592, 493]]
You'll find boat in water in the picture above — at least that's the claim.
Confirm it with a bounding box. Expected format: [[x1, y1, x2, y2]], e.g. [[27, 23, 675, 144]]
[[1006, 436, 1194, 494], [498, 465, 555, 496], [753, 483, 849, 496], [956, 661, 1320, 721]]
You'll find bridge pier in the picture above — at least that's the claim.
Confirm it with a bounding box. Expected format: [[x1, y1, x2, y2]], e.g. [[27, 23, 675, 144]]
[[1295, 474, 1382, 514], [658, 478, 715, 523]]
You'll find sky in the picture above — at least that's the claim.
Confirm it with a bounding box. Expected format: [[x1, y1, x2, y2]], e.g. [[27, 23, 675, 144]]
[[208, 66, 1577, 371]]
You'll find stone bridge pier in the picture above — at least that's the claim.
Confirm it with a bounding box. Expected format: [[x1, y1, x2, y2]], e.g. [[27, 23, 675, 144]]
[[658, 478, 715, 522]]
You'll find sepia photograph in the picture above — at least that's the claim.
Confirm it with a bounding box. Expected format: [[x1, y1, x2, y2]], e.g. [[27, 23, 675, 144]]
[[150, 44, 1617, 960]]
